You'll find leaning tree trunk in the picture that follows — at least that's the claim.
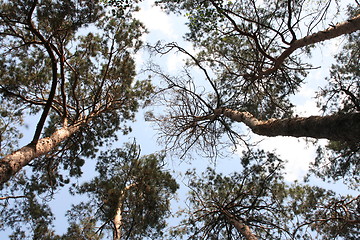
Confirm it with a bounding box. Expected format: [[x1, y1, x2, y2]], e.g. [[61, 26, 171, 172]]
[[221, 209, 258, 240], [0, 124, 81, 186], [214, 108, 360, 142]]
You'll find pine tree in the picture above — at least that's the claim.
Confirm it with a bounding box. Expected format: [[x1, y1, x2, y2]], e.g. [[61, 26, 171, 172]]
[[151, 0, 360, 157], [66, 143, 178, 240], [0, 0, 152, 185], [171, 150, 359, 239]]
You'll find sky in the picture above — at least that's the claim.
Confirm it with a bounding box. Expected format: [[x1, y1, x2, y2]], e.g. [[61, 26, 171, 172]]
[[0, 0, 357, 238], [130, 0, 360, 195], [64, 0, 355, 234], [129, 0, 358, 230], [132, 0, 328, 181]]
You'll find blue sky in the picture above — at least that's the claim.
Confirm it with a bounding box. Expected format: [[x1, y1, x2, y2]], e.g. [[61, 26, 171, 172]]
[[132, 0, 331, 181], [0, 0, 357, 237]]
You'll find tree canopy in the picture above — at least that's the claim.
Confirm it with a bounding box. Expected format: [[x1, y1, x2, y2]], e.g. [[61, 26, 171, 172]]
[[0, 0, 359, 239], [0, 0, 152, 185], [66, 143, 178, 240], [171, 150, 359, 239], [150, 0, 360, 159]]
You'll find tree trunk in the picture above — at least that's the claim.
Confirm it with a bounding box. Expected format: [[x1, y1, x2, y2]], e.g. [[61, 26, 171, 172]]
[[0, 124, 81, 186], [221, 209, 258, 240], [214, 108, 360, 142], [113, 202, 123, 240], [112, 183, 137, 240], [229, 219, 258, 240]]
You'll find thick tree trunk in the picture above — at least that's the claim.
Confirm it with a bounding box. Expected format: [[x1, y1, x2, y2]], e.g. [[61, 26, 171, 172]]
[[0, 124, 81, 186], [221, 209, 258, 240], [214, 108, 360, 142]]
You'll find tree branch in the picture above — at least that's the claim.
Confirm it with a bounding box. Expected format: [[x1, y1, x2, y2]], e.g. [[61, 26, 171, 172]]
[[26, 1, 59, 143]]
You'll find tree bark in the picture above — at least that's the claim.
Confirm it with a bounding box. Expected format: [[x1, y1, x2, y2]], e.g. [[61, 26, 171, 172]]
[[113, 201, 123, 240], [214, 108, 360, 142], [221, 209, 258, 240], [112, 183, 138, 240], [0, 124, 81, 186]]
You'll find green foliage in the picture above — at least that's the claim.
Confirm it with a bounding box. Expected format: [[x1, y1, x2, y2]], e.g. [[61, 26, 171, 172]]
[[101, 0, 148, 18], [310, 141, 360, 190], [311, 6, 360, 189], [0, 0, 154, 237], [0, 190, 57, 239], [0, 0, 152, 185], [67, 142, 179, 239], [0, 98, 24, 156], [155, 0, 318, 118], [0, 142, 179, 239], [62, 202, 103, 240], [171, 149, 359, 239], [61, 222, 102, 240]]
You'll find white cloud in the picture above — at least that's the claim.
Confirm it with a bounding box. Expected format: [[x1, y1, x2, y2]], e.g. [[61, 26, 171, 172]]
[[134, 49, 145, 72], [325, 36, 345, 57], [166, 51, 184, 72], [166, 42, 198, 72], [236, 135, 326, 182], [291, 84, 319, 116], [290, 66, 328, 117], [134, 1, 179, 40], [233, 116, 331, 181], [257, 137, 318, 181], [294, 99, 321, 117]]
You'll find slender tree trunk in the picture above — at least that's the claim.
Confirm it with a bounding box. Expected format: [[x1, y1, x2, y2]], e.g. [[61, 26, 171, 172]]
[[0, 124, 81, 186], [112, 183, 138, 240], [228, 219, 258, 240], [113, 201, 123, 240], [221, 209, 258, 240], [262, 14, 360, 76], [213, 108, 360, 142]]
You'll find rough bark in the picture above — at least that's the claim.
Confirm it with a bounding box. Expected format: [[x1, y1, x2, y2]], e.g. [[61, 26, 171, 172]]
[[213, 108, 360, 142], [0, 124, 81, 186], [221, 209, 258, 240]]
